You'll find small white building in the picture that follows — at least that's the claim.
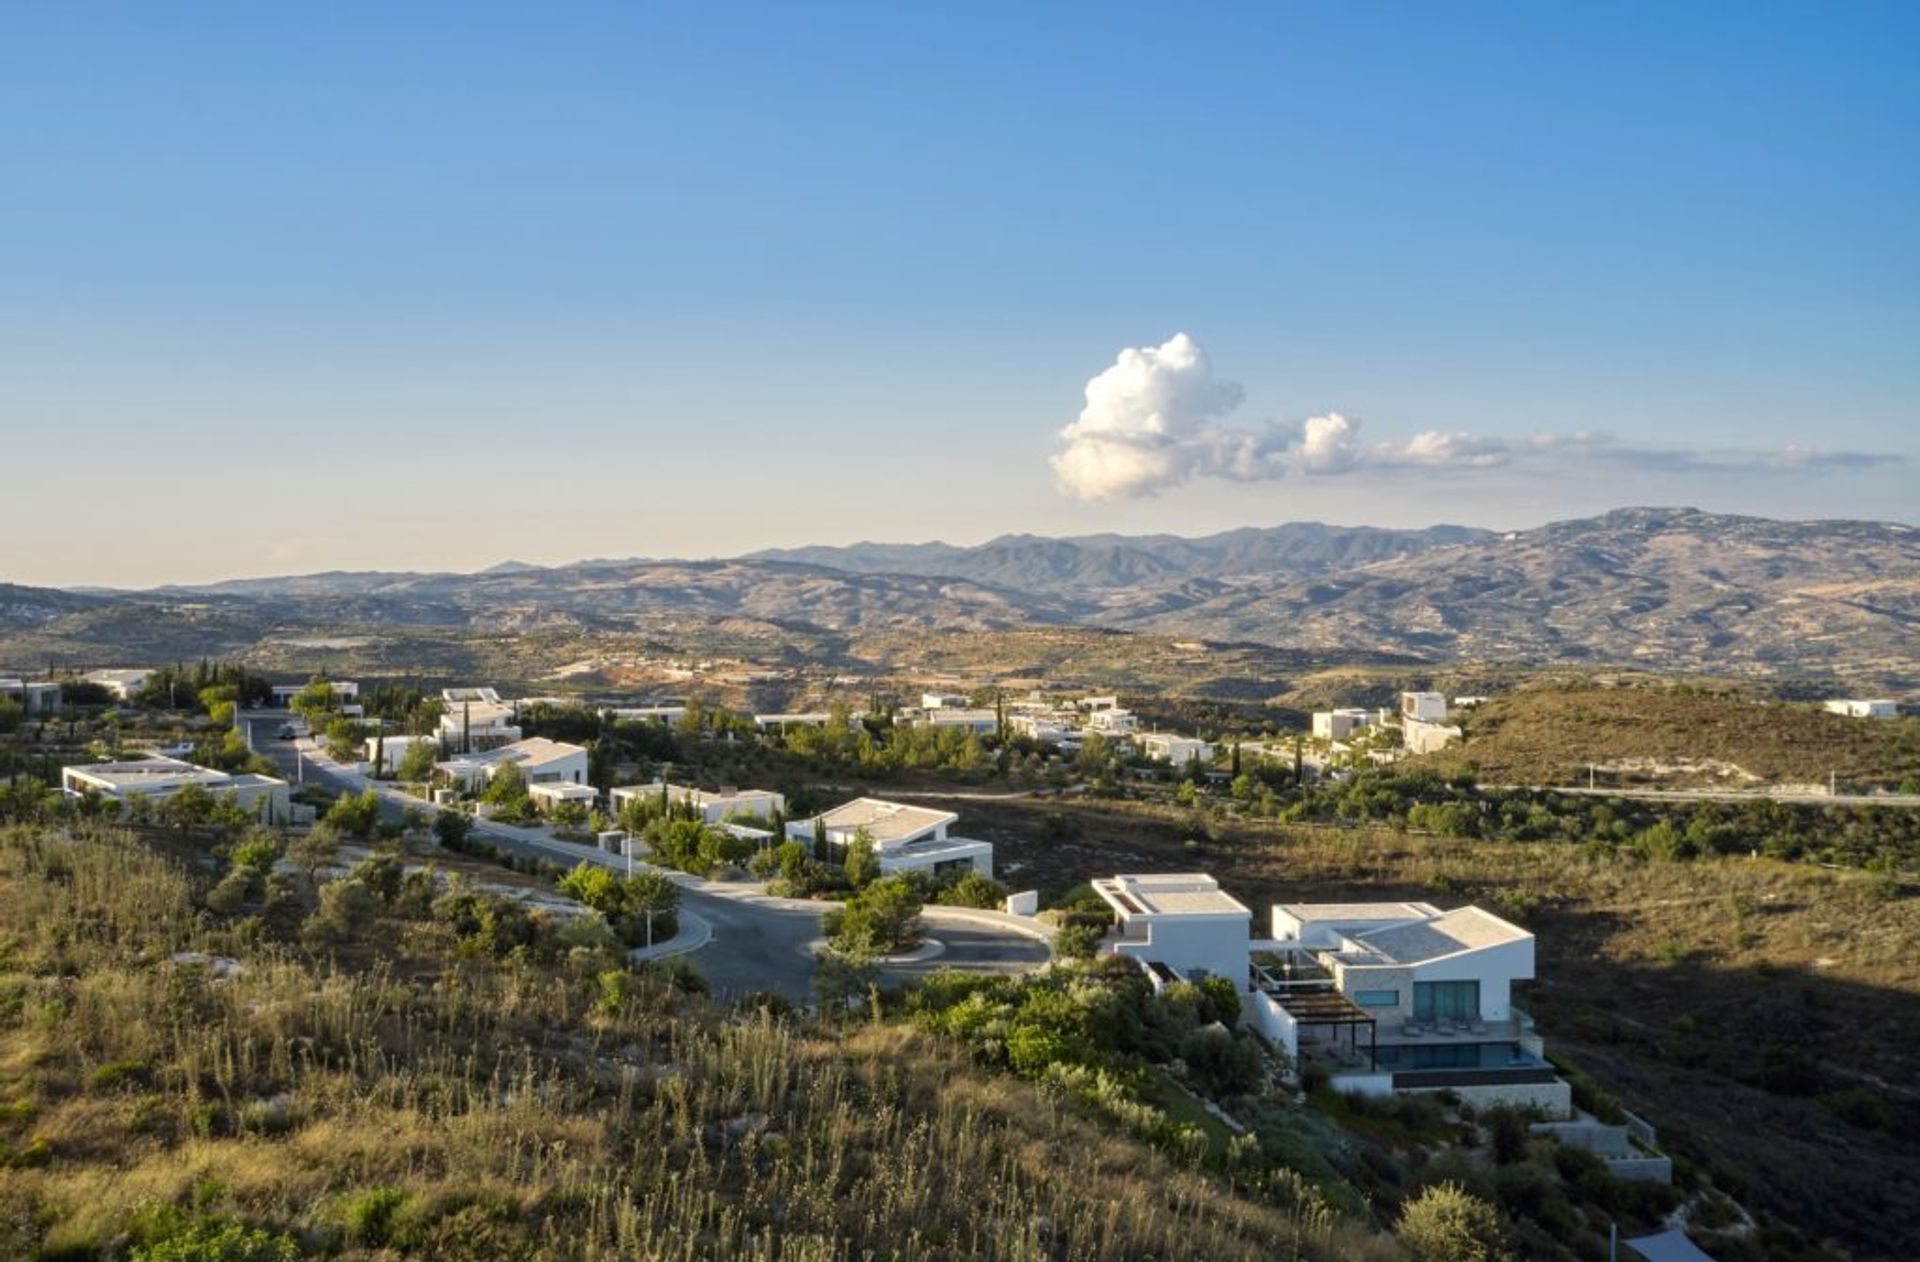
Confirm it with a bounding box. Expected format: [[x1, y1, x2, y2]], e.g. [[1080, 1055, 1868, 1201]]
[[1086, 708, 1140, 736], [608, 705, 687, 724], [528, 781, 599, 813], [610, 782, 786, 824], [1136, 732, 1213, 764], [362, 733, 438, 776], [1824, 699, 1899, 720], [910, 707, 999, 735], [785, 798, 993, 878], [920, 691, 972, 710], [271, 680, 360, 708], [1092, 873, 1253, 990], [437, 699, 522, 752], [1401, 691, 1450, 724], [753, 712, 834, 731], [441, 686, 503, 706], [61, 757, 291, 823], [1402, 717, 1463, 755], [1312, 708, 1378, 742], [84, 668, 153, 701], [436, 736, 589, 792], [1009, 712, 1074, 744], [0, 679, 61, 716]]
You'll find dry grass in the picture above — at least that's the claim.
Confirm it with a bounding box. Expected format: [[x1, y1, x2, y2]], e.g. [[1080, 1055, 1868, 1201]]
[[0, 825, 1385, 1262]]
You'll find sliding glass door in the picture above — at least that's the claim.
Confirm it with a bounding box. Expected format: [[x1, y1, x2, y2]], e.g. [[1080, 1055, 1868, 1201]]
[[1413, 980, 1480, 1022]]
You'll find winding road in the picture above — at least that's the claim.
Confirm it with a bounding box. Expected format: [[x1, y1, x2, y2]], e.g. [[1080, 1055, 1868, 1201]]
[[243, 714, 1051, 1001]]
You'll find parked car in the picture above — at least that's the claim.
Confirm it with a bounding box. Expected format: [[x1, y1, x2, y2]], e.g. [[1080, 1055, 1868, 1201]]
[[276, 725, 297, 740]]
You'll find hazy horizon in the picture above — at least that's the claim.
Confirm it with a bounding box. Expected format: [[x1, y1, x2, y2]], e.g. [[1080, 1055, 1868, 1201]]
[[5, 5, 1915, 586]]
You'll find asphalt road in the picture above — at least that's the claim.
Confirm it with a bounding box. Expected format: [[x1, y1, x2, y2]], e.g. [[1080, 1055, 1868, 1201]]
[[240, 714, 1051, 1002]]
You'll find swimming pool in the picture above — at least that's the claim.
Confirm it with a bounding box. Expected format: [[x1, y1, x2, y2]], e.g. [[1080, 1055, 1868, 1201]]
[[1367, 1042, 1546, 1071]]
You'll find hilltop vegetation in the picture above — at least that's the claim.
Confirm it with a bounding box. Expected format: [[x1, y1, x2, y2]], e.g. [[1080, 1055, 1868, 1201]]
[[1414, 683, 1920, 790], [0, 826, 1385, 1262]]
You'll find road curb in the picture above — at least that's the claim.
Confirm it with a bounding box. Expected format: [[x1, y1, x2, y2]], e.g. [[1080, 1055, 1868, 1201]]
[[629, 910, 712, 962]]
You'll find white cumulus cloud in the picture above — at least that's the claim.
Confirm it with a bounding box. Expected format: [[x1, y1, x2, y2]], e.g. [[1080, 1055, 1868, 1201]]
[[1048, 333, 1903, 500]]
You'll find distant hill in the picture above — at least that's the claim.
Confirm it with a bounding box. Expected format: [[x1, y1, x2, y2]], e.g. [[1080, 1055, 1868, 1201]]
[[749, 521, 1489, 593], [1109, 508, 1920, 687], [6, 508, 1917, 690]]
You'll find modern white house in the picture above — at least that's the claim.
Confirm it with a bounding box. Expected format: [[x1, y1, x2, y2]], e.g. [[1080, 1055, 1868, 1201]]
[[1313, 708, 1379, 742], [1136, 732, 1213, 764], [920, 691, 972, 710], [1823, 698, 1899, 719], [1086, 707, 1140, 736], [1252, 901, 1566, 1113], [527, 781, 599, 813], [1009, 712, 1074, 744], [1092, 873, 1253, 990], [910, 707, 1000, 735], [0, 679, 62, 716], [270, 680, 360, 708], [437, 699, 522, 752], [83, 668, 153, 701], [784, 798, 993, 878], [441, 686, 503, 706], [609, 782, 786, 824], [608, 705, 687, 724], [1400, 691, 1450, 723], [436, 737, 589, 792], [753, 712, 834, 731], [362, 733, 438, 776], [61, 757, 291, 823], [1403, 717, 1464, 755]]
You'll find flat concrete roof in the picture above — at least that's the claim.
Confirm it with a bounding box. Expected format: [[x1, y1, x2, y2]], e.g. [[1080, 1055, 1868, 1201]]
[[1097, 874, 1251, 919], [811, 798, 956, 843], [1348, 906, 1532, 965], [1276, 901, 1442, 926]]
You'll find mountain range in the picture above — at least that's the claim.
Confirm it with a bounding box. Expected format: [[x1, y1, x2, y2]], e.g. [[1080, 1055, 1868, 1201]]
[[4, 508, 1917, 690]]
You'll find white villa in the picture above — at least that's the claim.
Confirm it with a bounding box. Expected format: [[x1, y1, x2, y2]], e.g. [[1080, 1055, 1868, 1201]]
[[1086, 708, 1140, 736], [436, 736, 589, 792], [270, 680, 360, 707], [1312, 707, 1380, 742], [437, 698, 522, 752], [1093, 873, 1252, 989], [61, 757, 291, 823], [784, 798, 993, 878], [0, 679, 61, 716], [1252, 901, 1566, 1113], [753, 712, 833, 731], [920, 691, 972, 709], [910, 707, 999, 735], [1824, 698, 1899, 719], [1401, 691, 1450, 723], [363, 733, 438, 775], [1009, 712, 1075, 744], [609, 782, 786, 825], [528, 781, 599, 813], [83, 668, 153, 701], [1136, 732, 1214, 764]]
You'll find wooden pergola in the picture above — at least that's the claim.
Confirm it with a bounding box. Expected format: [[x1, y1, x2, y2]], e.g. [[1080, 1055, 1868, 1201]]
[[1276, 989, 1378, 1070]]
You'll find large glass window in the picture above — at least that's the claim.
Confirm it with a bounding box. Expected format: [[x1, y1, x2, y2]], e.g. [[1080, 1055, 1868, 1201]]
[[1352, 989, 1400, 1008], [1413, 980, 1480, 1021]]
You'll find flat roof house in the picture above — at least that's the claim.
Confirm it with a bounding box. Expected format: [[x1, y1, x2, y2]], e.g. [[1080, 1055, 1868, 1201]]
[[609, 782, 786, 824], [0, 680, 61, 716], [437, 699, 523, 752], [1093, 873, 1253, 990], [436, 737, 589, 792], [1823, 698, 1899, 719], [62, 756, 291, 824], [921, 691, 972, 710], [528, 781, 599, 812], [1400, 691, 1449, 723], [1086, 708, 1140, 736], [1136, 732, 1213, 764], [910, 707, 999, 735], [753, 712, 833, 731], [784, 797, 993, 878], [1312, 708, 1378, 742], [363, 733, 438, 776], [1254, 901, 1565, 1113], [83, 668, 152, 701]]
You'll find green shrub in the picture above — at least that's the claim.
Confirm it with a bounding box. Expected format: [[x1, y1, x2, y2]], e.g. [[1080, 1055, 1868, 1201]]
[[1396, 1182, 1513, 1262]]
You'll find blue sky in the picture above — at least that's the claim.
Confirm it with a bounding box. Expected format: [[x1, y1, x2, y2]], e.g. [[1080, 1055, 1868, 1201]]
[[2, 3, 1914, 585]]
